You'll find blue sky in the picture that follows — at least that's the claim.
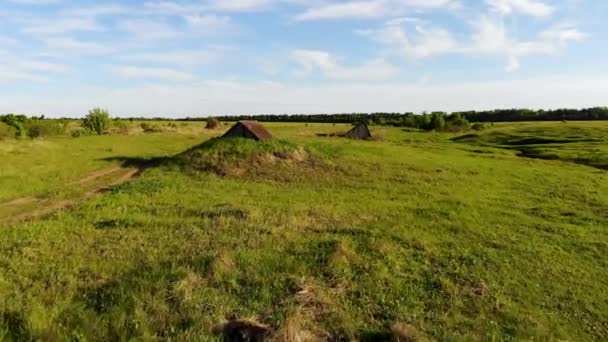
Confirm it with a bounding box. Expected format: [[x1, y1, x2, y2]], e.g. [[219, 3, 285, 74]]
[[1, 0, 606, 117]]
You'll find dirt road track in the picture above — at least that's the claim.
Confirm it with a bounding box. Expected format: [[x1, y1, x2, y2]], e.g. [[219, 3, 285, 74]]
[[0, 165, 142, 224]]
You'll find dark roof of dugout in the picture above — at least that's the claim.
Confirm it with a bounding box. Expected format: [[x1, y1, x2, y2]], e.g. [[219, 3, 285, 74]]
[[223, 121, 273, 140]]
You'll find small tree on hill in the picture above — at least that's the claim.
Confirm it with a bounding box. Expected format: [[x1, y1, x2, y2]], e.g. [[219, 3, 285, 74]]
[[83, 108, 110, 135], [205, 118, 220, 129]]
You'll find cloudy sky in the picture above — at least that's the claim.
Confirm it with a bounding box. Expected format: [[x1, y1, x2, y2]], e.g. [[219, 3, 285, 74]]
[[1, 0, 606, 117]]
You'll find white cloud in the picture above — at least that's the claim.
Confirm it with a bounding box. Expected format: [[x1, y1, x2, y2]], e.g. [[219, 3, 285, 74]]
[[184, 14, 231, 28], [110, 66, 194, 81], [294, 0, 459, 21], [8, 0, 62, 4], [360, 20, 459, 58], [118, 19, 179, 41], [209, 0, 275, 11], [291, 49, 399, 81], [295, 1, 385, 20], [468, 17, 587, 70], [143, 0, 276, 14], [17, 61, 68, 73], [21, 17, 101, 34], [61, 4, 127, 17], [291, 49, 335, 73], [486, 0, 554, 17], [44, 38, 113, 55], [362, 15, 587, 71], [17, 4, 126, 36], [120, 49, 223, 66]]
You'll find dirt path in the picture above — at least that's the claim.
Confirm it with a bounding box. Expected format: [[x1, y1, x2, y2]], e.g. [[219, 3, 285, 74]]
[[66, 166, 124, 186], [0, 165, 143, 224]]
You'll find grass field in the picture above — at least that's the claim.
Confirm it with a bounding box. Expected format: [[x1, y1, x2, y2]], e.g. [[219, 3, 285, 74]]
[[0, 121, 607, 340]]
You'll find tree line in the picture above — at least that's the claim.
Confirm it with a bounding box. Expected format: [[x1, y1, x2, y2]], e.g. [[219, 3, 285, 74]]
[[204, 107, 608, 126], [2, 107, 607, 137]]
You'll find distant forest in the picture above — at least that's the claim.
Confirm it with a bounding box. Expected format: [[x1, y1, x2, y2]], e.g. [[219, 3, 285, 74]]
[[3, 107, 608, 128], [199, 107, 608, 126]]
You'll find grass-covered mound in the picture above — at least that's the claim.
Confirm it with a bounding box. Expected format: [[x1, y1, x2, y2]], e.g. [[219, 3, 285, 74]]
[[451, 124, 608, 170], [166, 137, 332, 180]]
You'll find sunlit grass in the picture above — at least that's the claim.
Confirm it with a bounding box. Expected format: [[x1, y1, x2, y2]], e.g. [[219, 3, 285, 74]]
[[0, 121, 606, 340]]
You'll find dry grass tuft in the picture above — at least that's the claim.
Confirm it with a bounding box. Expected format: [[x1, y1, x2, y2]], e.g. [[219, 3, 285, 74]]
[[211, 251, 235, 278], [370, 134, 385, 141], [272, 312, 312, 342], [330, 240, 355, 267], [173, 271, 204, 303], [390, 322, 423, 342]]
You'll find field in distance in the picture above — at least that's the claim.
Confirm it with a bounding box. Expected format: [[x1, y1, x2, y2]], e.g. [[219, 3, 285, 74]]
[[0, 121, 606, 340]]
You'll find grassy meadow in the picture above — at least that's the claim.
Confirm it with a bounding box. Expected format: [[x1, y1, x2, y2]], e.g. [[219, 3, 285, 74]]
[[0, 121, 607, 340]]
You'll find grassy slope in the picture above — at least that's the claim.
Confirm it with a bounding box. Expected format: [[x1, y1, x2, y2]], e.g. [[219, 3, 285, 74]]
[[0, 122, 607, 340], [453, 121, 608, 170]]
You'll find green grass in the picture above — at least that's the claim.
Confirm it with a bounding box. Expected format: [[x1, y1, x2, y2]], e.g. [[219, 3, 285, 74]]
[[0, 124, 216, 203], [452, 121, 608, 170], [0, 121, 607, 340]]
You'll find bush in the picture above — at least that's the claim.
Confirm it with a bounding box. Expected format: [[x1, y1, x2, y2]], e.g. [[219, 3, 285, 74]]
[[472, 123, 490, 131], [141, 122, 163, 133], [71, 128, 88, 138], [0, 114, 28, 138], [25, 120, 65, 138], [113, 120, 130, 135], [83, 108, 110, 135], [446, 113, 471, 131], [27, 125, 48, 138], [205, 118, 221, 129], [428, 113, 446, 131], [0, 122, 17, 139]]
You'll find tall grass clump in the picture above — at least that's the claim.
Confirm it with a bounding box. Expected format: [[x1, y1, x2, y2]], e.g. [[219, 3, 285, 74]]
[[83, 108, 111, 135]]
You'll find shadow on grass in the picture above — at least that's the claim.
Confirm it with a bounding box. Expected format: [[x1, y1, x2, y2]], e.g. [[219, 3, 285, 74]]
[[100, 155, 170, 170], [451, 132, 608, 171]]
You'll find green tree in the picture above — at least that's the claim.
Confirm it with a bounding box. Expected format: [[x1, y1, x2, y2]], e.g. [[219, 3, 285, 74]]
[[83, 108, 110, 135], [418, 113, 431, 130], [446, 113, 470, 131], [429, 113, 446, 131]]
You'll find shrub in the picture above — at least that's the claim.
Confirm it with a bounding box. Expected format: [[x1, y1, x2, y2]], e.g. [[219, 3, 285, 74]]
[[0, 114, 28, 138], [27, 124, 48, 138], [25, 120, 65, 138], [205, 118, 221, 129], [83, 108, 111, 135], [71, 128, 88, 138], [113, 120, 130, 135], [141, 122, 163, 133], [446, 113, 471, 131], [428, 113, 446, 131], [0, 122, 17, 139], [472, 123, 490, 131]]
